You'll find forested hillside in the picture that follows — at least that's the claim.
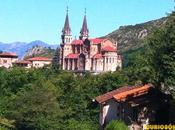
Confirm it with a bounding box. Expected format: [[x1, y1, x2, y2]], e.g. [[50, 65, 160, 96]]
[[105, 17, 167, 53], [24, 46, 56, 59]]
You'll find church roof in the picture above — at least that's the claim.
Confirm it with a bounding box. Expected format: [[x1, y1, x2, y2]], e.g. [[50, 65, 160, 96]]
[[71, 40, 83, 45], [66, 53, 79, 59], [90, 38, 104, 44], [71, 38, 105, 45], [102, 46, 116, 52], [93, 53, 103, 59]]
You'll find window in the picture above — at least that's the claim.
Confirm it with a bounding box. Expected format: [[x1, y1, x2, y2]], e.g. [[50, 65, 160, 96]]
[[3, 60, 7, 63]]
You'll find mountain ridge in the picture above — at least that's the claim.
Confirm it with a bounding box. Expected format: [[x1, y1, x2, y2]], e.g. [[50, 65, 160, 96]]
[[0, 40, 57, 58], [105, 17, 167, 54]]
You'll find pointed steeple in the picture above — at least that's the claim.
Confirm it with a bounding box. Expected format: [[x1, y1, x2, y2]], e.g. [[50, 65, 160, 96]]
[[61, 6, 72, 44], [62, 6, 71, 35], [79, 8, 89, 40]]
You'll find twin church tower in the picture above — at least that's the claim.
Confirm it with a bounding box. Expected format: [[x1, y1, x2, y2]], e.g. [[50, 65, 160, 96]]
[[61, 8, 88, 44], [58, 8, 122, 73]]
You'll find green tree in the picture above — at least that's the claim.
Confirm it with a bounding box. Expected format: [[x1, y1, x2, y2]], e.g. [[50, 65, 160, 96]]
[[105, 120, 128, 130], [147, 12, 175, 93], [5, 81, 63, 130]]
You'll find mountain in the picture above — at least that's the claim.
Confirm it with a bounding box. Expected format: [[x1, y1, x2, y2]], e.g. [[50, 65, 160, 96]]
[[105, 17, 167, 54], [0, 40, 57, 58], [24, 46, 56, 59]]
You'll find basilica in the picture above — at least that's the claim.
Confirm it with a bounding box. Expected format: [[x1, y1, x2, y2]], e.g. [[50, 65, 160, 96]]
[[59, 10, 122, 73]]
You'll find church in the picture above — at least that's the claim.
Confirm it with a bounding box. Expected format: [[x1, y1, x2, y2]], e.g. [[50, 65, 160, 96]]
[[59, 9, 122, 73]]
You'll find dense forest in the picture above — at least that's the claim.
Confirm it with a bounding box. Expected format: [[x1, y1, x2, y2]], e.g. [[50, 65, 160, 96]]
[[1, 12, 175, 130]]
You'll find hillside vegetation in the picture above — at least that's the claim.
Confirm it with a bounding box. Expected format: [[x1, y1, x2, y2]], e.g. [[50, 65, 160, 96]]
[[105, 17, 167, 53], [24, 46, 56, 59]]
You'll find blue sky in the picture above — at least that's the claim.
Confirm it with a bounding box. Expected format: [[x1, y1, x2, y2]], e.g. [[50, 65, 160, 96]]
[[0, 0, 174, 45]]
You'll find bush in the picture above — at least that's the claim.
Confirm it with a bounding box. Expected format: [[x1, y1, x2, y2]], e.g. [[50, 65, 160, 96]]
[[105, 120, 128, 130]]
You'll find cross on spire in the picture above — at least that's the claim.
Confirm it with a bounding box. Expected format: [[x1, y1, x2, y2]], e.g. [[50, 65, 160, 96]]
[[66, 6, 69, 14], [84, 8, 86, 15], [62, 6, 71, 35], [80, 8, 89, 40]]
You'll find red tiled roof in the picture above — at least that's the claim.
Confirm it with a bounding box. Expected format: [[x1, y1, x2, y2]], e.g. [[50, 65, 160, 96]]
[[14, 60, 31, 64], [93, 53, 102, 59], [0, 52, 18, 57], [102, 46, 116, 52], [90, 38, 104, 44], [27, 57, 52, 61], [71, 40, 83, 45], [113, 84, 152, 101], [66, 53, 79, 59], [95, 84, 153, 103]]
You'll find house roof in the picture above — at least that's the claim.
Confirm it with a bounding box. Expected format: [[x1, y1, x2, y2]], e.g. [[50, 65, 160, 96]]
[[113, 84, 152, 101], [71, 40, 83, 45], [95, 84, 153, 103], [66, 53, 79, 59], [102, 46, 116, 52], [27, 57, 52, 61], [93, 53, 103, 59], [0, 52, 18, 58], [14, 60, 31, 64]]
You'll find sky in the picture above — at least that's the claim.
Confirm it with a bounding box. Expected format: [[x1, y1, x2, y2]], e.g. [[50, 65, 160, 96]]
[[0, 0, 174, 45]]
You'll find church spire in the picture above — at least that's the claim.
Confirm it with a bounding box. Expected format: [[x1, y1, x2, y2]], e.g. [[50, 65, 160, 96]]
[[61, 6, 72, 44], [79, 8, 89, 40], [62, 6, 71, 35]]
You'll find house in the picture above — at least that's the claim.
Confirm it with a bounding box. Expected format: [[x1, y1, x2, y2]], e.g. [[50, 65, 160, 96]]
[[0, 52, 18, 68], [95, 84, 170, 130], [58, 9, 122, 73], [13, 60, 32, 68], [26, 56, 52, 68]]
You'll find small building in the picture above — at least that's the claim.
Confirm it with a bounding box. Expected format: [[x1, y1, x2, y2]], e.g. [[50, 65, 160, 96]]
[[26, 56, 52, 68], [13, 60, 32, 68], [0, 52, 18, 68], [95, 84, 170, 130]]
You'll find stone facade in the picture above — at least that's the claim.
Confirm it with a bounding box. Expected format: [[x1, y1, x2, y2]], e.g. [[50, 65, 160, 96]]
[[59, 10, 122, 73]]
